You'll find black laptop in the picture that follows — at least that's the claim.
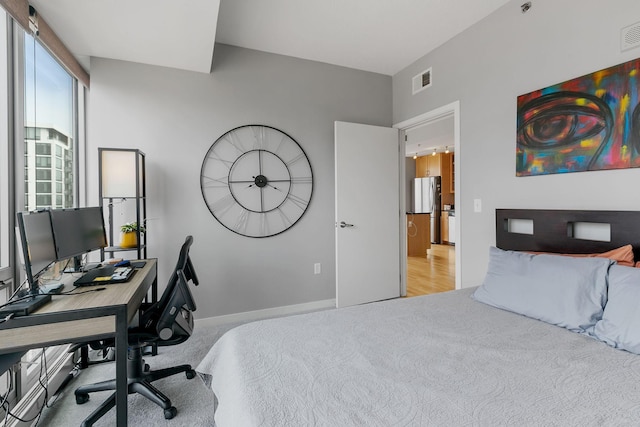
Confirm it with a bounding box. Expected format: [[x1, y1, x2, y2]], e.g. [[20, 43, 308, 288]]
[[74, 265, 135, 286]]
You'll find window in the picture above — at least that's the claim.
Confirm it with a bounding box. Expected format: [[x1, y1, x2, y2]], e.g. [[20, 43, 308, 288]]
[[23, 32, 75, 212], [24, 126, 40, 140], [35, 169, 50, 180], [35, 181, 51, 192], [15, 25, 82, 409], [36, 194, 51, 206], [0, 5, 14, 412], [35, 142, 50, 154], [35, 155, 50, 167], [0, 6, 86, 417]]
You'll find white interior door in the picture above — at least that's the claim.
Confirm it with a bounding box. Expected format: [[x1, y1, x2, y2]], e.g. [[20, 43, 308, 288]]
[[335, 121, 401, 308]]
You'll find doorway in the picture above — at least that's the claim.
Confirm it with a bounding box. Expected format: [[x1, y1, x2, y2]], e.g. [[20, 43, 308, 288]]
[[394, 101, 461, 297]]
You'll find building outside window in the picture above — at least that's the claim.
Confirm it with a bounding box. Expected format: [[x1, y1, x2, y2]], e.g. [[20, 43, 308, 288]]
[[23, 33, 75, 211]]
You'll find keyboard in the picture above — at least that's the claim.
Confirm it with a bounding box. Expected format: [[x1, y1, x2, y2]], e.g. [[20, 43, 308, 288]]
[[112, 267, 133, 281], [74, 265, 135, 286]]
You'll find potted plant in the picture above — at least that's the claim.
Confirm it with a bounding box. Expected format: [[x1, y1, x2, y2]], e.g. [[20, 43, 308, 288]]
[[120, 222, 145, 248]]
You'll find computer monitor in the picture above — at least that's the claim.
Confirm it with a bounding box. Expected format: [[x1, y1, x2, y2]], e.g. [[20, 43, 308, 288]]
[[16, 210, 57, 288], [50, 207, 107, 262], [2, 210, 57, 316]]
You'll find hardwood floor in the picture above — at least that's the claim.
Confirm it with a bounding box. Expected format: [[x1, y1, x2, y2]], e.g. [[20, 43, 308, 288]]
[[406, 244, 455, 297]]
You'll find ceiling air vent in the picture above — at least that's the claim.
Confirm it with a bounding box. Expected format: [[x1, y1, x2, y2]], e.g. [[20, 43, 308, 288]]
[[412, 67, 432, 95], [621, 22, 640, 52]]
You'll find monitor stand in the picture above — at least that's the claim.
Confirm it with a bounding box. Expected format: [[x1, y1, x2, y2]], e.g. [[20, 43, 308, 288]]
[[0, 294, 51, 317]]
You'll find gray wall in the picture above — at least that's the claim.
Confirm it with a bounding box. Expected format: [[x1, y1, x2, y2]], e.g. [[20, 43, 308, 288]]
[[87, 44, 392, 318], [393, 0, 640, 287]]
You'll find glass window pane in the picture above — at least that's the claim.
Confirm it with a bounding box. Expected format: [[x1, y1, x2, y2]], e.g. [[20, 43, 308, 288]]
[[35, 142, 50, 154], [35, 156, 51, 167], [36, 181, 51, 193], [36, 169, 51, 180], [36, 194, 51, 206], [24, 34, 74, 212]]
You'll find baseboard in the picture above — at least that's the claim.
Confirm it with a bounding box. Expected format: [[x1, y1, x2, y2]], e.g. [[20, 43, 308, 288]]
[[195, 298, 336, 329]]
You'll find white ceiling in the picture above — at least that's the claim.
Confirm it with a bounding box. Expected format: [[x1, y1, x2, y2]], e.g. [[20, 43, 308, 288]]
[[29, 0, 511, 76], [406, 116, 455, 158], [28, 0, 509, 153], [28, 0, 221, 73]]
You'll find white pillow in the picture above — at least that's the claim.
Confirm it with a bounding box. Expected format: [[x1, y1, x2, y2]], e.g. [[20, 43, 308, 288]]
[[472, 247, 613, 333], [593, 265, 640, 354]]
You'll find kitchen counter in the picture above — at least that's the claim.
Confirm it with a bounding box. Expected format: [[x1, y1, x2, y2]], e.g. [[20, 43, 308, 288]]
[[407, 213, 431, 256]]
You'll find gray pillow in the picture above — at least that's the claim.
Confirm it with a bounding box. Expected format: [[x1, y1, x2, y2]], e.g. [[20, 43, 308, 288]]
[[472, 246, 612, 333], [593, 265, 640, 354]]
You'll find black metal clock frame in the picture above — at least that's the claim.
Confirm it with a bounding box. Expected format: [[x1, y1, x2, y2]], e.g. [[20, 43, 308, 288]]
[[200, 125, 313, 238]]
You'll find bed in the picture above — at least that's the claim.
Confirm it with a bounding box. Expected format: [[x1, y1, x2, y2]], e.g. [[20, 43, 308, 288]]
[[197, 209, 640, 426]]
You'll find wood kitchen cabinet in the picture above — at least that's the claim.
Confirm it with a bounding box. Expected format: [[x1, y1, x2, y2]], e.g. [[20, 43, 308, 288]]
[[441, 211, 449, 243], [415, 155, 440, 177], [440, 153, 454, 194], [407, 213, 431, 257]]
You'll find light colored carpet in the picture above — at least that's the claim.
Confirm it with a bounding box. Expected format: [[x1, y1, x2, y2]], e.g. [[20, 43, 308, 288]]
[[36, 321, 243, 427]]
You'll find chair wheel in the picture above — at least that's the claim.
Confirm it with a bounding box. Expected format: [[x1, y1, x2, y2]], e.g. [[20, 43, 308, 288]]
[[186, 369, 196, 380], [75, 393, 90, 405], [164, 406, 177, 419]]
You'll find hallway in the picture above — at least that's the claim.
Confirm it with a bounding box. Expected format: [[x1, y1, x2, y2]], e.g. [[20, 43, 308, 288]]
[[406, 244, 455, 297]]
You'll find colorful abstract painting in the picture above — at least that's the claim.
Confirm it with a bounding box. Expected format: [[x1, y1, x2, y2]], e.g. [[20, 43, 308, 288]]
[[516, 58, 640, 176]]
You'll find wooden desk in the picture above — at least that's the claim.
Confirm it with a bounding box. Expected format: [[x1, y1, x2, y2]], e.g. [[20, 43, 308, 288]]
[[0, 259, 157, 426]]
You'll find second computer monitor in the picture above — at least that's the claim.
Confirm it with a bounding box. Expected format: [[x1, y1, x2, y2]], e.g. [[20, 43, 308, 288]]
[[16, 210, 57, 287], [50, 206, 108, 260]]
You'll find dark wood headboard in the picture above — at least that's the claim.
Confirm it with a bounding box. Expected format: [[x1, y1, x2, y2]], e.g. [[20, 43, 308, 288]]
[[496, 209, 640, 260]]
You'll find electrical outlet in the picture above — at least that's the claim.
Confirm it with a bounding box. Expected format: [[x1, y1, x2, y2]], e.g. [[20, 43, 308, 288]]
[[314, 263, 321, 275]]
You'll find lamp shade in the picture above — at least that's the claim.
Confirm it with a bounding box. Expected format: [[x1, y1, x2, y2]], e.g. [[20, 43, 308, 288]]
[[100, 148, 143, 198]]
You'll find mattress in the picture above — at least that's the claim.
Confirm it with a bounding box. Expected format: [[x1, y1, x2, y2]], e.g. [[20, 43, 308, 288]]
[[197, 288, 640, 426]]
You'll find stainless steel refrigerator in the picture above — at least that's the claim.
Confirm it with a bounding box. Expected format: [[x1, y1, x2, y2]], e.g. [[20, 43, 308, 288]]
[[413, 176, 441, 243]]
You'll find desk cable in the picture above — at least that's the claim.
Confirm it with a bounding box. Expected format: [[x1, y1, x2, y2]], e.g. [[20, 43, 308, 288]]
[[1, 347, 50, 427]]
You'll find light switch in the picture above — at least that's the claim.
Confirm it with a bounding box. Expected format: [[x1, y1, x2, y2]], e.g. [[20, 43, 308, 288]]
[[473, 199, 482, 213]]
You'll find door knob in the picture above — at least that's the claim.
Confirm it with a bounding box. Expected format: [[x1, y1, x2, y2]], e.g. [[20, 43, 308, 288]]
[[339, 221, 354, 228]]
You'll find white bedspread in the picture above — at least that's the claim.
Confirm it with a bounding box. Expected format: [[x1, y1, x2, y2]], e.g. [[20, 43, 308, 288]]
[[197, 288, 640, 426]]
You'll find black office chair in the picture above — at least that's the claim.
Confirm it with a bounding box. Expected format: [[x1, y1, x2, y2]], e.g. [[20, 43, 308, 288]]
[[75, 236, 199, 426]]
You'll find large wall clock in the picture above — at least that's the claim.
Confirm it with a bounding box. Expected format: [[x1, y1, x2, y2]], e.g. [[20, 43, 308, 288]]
[[200, 125, 313, 238]]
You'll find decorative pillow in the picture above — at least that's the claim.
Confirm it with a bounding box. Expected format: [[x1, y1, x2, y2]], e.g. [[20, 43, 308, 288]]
[[593, 265, 640, 354], [472, 246, 613, 333], [530, 244, 634, 267]]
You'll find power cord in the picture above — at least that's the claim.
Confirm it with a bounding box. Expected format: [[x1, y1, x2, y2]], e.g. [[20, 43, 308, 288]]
[[60, 287, 107, 295], [0, 370, 13, 426], [0, 313, 14, 325], [0, 294, 44, 311], [1, 348, 50, 426]]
